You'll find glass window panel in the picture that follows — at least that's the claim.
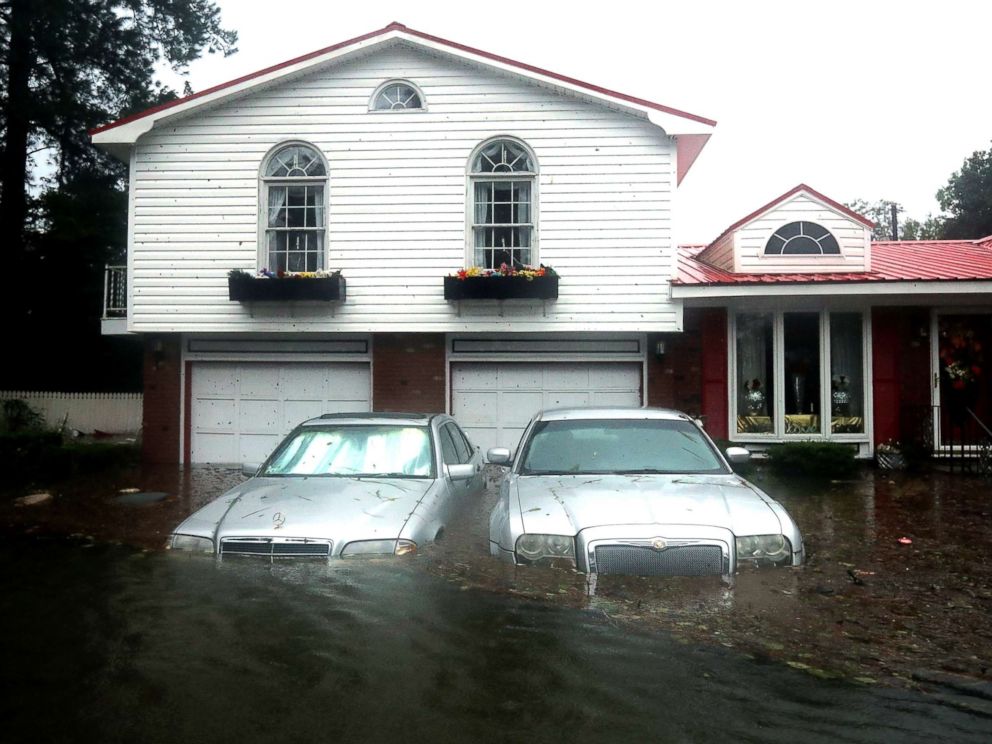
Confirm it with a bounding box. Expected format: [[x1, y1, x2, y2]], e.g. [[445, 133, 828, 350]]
[[830, 313, 865, 433], [736, 314, 774, 434], [784, 312, 822, 433]]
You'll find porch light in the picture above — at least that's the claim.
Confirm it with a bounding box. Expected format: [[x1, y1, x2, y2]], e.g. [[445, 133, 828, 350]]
[[654, 340, 667, 358]]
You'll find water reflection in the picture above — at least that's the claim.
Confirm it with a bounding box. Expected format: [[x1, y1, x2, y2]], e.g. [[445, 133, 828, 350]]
[[3, 537, 989, 743]]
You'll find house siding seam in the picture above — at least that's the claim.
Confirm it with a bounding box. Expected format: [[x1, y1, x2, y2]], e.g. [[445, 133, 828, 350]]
[[372, 333, 446, 413], [126, 45, 678, 334]]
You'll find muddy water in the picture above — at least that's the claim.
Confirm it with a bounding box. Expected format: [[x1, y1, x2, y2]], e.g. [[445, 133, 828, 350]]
[[1, 536, 989, 744]]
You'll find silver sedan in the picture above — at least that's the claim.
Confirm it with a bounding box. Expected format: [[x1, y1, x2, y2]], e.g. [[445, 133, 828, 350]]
[[488, 408, 804, 578], [169, 413, 485, 560]]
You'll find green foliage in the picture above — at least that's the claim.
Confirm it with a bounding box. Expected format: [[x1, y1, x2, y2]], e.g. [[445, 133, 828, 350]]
[[845, 199, 942, 241], [936, 142, 992, 239], [1, 399, 44, 433], [766, 442, 859, 477]]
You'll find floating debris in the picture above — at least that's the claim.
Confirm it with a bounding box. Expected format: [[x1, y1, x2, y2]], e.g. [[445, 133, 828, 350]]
[[114, 491, 168, 506], [15, 492, 53, 507]]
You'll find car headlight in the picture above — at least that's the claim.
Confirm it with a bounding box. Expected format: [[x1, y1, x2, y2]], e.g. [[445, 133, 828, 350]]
[[168, 534, 214, 554], [736, 534, 792, 565], [515, 534, 575, 566], [341, 539, 418, 557]]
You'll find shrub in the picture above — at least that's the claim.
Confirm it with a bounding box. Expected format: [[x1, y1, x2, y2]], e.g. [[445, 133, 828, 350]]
[[1, 399, 44, 433], [766, 441, 859, 477]]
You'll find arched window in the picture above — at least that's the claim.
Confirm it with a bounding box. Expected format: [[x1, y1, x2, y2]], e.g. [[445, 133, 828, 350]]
[[469, 138, 537, 269], [262, 143, 327, 272], [371, 80, 424, 111], [764, 221, 840, 255]]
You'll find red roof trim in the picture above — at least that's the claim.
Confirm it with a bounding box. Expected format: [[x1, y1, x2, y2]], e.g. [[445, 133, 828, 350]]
[[701, 184, 874, 253], [90, 21, 716, 137]]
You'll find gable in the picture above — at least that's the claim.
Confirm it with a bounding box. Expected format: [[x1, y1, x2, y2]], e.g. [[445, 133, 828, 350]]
[[697, 187, 873, 274]]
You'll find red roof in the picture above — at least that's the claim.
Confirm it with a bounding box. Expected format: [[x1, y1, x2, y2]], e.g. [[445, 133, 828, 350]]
[[91, 22, 716, 136], [676, 240, 992, 286]]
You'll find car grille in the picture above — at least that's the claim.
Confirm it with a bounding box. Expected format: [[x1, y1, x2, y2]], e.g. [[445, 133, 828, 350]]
[[594, 544, 724, 576], [220, 538, 332, 559]]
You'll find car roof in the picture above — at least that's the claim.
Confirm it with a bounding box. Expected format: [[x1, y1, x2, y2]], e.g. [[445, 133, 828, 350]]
[[300, 412, 442, 427], [534, 407, 695, 422]]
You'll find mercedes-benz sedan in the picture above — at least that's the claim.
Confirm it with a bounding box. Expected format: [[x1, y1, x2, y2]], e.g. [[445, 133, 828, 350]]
[[488, 408, 804, 578], [169, 413, 485, 560]]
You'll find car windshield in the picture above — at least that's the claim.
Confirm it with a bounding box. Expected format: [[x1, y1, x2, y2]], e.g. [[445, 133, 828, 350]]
[[518, 418, 728, 476], [262, 425, 434, 478]]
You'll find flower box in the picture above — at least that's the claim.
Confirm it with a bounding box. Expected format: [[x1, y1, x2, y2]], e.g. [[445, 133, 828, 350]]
[[228, 273, 345, 302], [443, 269, 558, 301]]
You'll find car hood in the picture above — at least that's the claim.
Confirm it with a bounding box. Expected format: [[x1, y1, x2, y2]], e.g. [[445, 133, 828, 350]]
[[176, 476, 433, 541], [513, 474, 781, 536]]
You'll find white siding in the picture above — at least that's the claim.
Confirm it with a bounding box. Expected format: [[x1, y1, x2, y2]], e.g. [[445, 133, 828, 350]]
[[734, 195, 871, 274], [698, 231, 735, 272], [128, 43, 678, 334]]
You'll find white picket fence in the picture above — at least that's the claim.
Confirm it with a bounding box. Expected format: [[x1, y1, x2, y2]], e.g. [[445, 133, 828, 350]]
[[0, 391, 143, 434]]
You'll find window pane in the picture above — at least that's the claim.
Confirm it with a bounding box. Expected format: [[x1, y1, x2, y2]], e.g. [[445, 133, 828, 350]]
[[784, 312, 822, 434], [736, 314, 774, 434], [830, 313, 865, 433]]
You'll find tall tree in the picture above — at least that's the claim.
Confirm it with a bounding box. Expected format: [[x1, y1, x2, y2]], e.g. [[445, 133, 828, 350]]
[[0, 0, 237, 251], [936, 142, 992, 239]]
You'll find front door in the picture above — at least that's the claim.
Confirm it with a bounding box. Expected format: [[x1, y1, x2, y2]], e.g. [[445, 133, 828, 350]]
[[933, 313, 992, 448]]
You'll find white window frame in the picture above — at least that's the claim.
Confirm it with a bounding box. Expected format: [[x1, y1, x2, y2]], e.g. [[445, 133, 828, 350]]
[[258, 142, 329, 273], [465, 136, 539, 269], [728, 309, 872, 442], [369, 79, 426, 112]]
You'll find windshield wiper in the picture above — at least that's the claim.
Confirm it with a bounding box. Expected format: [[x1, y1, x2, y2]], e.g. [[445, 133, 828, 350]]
[[613, 468, 681, 475]]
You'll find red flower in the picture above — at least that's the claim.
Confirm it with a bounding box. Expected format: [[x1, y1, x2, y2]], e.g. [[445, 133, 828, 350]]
[[952, 379, 966, 390]]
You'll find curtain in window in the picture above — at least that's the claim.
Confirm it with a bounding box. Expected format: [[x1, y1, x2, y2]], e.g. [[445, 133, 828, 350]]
[[829, 313, 865, 431], [736, 314, 774, 433]]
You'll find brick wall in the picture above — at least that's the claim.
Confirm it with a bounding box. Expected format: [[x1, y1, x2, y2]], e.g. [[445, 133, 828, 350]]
[[141, 334, 182, 463], [646, 309, 704, 414], [372, 333, 446, 412]]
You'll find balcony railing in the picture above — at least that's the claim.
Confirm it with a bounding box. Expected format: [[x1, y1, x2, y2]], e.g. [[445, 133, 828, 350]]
[[103, 265, 126, 318], [901, 403, 992, 476]]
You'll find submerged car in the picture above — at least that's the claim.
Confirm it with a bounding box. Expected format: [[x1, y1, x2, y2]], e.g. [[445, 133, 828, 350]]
[[169, 413, 485, 560], [488, 408, 804, 578]]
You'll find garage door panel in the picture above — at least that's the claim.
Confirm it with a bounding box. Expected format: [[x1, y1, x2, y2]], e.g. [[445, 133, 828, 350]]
[[544, 391, 590, 409], [240, 434, 283, 465], [502, 391, 544, 425], [589, 364, 641, 388], [499, 365, 544, 390], [591, 390, 642, 407], [191, 362, 370, 464], [196, 399, 237, 430], [240, 366, 280, 395], [453, 391, 499, 425], [239, 400, 281, 433], [451, 361, 642, 451]]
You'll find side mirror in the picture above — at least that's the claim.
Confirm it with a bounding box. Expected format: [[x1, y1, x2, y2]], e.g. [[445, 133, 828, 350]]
[[241, 463, 260, 477], [486, 447, 512, 465], [446, 463, 475, 481], [725, 447, 751, 465]]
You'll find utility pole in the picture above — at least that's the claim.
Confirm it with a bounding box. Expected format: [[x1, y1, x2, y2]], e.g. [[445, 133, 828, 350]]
[[890, 203, 899, 240]]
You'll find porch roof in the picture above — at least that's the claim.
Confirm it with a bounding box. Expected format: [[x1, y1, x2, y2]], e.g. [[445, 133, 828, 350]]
[[675, 238, 992, 287]]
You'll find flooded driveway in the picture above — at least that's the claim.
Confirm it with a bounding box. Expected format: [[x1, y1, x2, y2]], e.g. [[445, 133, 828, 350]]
[[2, 465, 992, 740]]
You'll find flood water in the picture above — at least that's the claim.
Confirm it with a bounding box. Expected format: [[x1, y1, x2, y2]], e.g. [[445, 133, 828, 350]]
[[3, 531, 990, 743]]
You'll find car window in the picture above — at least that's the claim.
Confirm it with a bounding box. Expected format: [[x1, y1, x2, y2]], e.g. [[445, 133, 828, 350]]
[[445, 423, 472, 463], [263, 425, 434, 477], [438, 425, 461, 465], [518, 419, 728, 476]]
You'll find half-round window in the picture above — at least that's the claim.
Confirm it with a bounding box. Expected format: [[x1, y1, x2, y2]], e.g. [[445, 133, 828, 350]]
[[472, 139, 535, 173], [764, 221, 840, 255], [371, 81, 424, 111], [264, 144, 326, 178]]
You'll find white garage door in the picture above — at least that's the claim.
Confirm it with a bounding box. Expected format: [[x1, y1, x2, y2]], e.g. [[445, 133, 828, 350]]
[[191, 362, 370, 464], [451, 362, 642, 455]]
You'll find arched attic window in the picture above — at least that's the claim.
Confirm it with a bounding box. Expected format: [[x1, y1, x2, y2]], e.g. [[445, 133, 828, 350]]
[[262, 143, 327, 272], [370, 80, 424, 111], [469, 138, 537, 269], [764, 221, 841, 255]]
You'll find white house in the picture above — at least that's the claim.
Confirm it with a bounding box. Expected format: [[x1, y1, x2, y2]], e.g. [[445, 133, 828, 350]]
[[92, 22, 716, 464]]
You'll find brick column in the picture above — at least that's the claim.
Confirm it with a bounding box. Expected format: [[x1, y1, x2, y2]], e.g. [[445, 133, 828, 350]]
[[372, 333, 446, 412], [646, 309, 704, 414], [141, 334, 182, 463]]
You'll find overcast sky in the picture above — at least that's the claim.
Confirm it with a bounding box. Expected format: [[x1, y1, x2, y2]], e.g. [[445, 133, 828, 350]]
[[164, 0, 992, 242]]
